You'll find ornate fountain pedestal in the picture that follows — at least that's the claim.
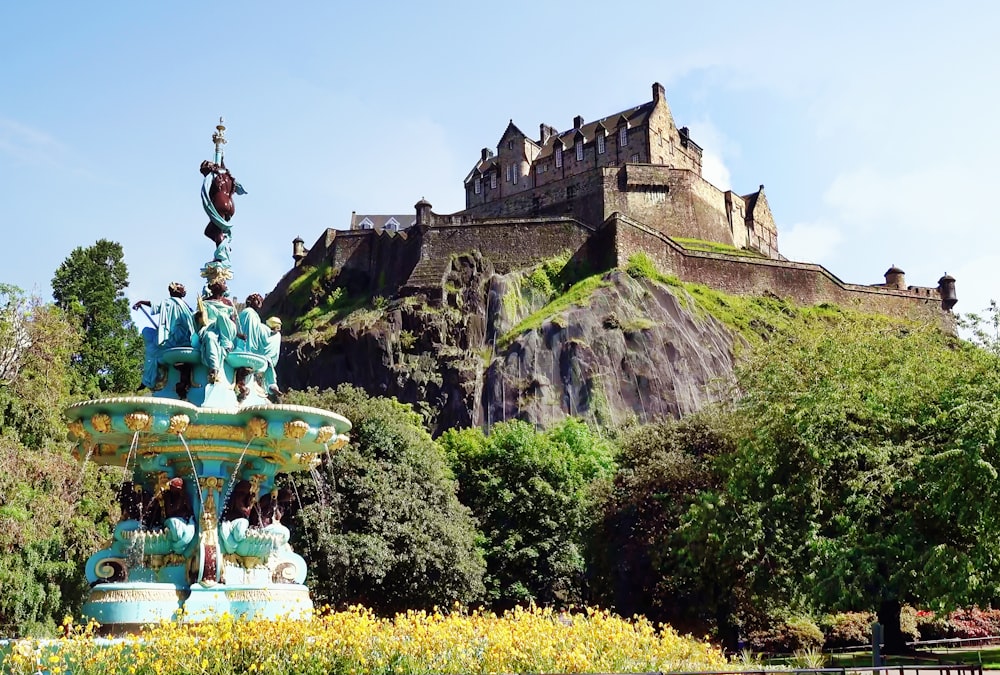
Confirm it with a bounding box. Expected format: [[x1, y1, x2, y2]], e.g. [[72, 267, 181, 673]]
[[66, 397, 350, 633]]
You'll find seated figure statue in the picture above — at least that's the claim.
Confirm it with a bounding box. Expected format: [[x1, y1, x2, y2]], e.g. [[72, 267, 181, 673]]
[[263, 316, 282, 397], [197, 280, 238, 383], [233, 294, 282, 399], [133, 283, 196, 390]]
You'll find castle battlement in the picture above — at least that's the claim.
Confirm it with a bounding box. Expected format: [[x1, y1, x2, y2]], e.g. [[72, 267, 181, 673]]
[[270, 83, 956, 326]]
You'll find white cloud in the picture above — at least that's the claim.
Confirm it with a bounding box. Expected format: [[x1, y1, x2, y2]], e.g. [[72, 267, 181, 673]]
[[687, 119, 735, 191], [780, 222, 843, 265]]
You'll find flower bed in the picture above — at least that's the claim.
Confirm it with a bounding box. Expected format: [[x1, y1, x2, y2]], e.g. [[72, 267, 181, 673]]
[[3, 605, 728, 675]]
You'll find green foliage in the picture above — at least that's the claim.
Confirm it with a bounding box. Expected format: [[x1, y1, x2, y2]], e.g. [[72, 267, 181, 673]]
[[593, 416, 733, 631], [498, 274, 611, 349], [747, 614, 824, 654], [440, 418, 616, 608], [672, 237, 767, 258], [820, 611, 876, 648], [51, 239, 141, 395], [281, 385, 486, 613]]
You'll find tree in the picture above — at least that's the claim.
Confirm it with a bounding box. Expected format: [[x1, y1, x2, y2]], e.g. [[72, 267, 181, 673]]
[[679, 314, 1000, 651], [281, 385, 485, 613], [0, 289, 119, 636], [594, 416, 735, 637], [440, 418, 617, 608], [51, 239, 141, 395]]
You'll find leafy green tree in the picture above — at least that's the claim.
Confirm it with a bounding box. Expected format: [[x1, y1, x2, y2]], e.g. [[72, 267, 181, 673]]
[[440, 418, 617, 608], [51, 239, 141, 395], [282, 385, 485, 613], [680, 314, 1000, 651], [594, 416, 736, 637], [0, 290, 119, 636]]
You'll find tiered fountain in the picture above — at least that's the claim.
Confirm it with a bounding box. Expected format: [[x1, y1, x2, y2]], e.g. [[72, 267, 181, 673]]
[[65, 120, 351, 634]]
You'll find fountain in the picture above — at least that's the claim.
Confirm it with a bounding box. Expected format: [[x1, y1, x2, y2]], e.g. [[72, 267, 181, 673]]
[[64, 120, 351, 633]]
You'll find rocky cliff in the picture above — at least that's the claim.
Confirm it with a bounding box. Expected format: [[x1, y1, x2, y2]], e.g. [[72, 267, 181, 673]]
[[271, 252, 741, 435]]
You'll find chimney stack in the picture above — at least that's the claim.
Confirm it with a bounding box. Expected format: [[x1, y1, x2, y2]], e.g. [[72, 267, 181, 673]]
[[573, 115, 584, 129]]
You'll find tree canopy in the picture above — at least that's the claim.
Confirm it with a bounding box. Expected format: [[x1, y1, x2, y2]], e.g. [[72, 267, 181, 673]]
[[51, 239, 141, 395], [281, 385, 486, 614], [440, 418, 617, 608]]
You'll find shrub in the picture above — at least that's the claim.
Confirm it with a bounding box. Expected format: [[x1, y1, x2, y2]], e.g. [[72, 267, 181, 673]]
[[915, 609, 950, 641], [948, 608, 1000, 639], [747, 614, 824, 654], [821, 611, 876, 649]]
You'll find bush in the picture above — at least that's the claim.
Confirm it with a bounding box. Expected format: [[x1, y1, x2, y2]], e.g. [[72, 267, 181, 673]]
[[747, 614, 824, 654], [948, 608, 1000, 639], [821, 611, 876, 649], [915, 609, 950, 641]]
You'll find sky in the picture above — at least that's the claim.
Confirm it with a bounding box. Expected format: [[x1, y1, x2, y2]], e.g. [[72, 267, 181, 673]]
[[2, 1, 998, 327]]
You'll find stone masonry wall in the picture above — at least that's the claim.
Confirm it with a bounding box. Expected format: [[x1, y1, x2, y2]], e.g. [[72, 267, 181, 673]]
[[611, 215, 950, 324]]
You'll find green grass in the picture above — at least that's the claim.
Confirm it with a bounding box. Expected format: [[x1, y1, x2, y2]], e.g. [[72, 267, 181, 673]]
[[672, 236, 767, 258], [498, 273, 611, 349]]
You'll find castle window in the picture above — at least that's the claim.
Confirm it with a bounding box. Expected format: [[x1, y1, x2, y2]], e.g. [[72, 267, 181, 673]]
[[576, 142, 584, 162], [619, 126, 628, 147], [508, 140, 514, 149], [555, 147, 563, 168], [513, 165, 518, 185], [474, 177, 481, 194], [491, 171, 497, 189], [630, 153, 640, 163], [506, 164, 512, 182], [597, 134, 605, 154], [567, 185, 575, 199]]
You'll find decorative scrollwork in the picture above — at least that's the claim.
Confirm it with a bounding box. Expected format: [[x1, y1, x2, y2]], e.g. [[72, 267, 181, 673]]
[[94, 557, 128, 582], [168, 414, 190, 434], [91, 413, 113, 433], [283, 419, 309, 440], [272, 561, 298, 584], [124, 411, 151, 432]]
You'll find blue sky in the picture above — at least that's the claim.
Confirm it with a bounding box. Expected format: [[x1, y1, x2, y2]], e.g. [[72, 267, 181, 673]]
[[2, 1, 998, 325]]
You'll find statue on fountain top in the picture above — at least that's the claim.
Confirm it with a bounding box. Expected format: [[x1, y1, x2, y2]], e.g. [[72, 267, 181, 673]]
[[197, 280, 239, 384], [200, 119, 245, 287], [133, 282, 197, 391]]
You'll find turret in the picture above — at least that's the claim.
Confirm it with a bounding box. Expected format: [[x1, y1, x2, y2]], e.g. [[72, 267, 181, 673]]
[[884, 265, 906, 290], [415, 198, 433, 228], [292, 236, 307, 265], [938, 273, 957, 311]]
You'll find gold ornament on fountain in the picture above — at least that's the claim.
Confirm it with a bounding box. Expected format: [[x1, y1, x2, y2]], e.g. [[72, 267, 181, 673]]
[[246, 416, 268, 439], [329, 434, 350, 451], [124, 411, 152, 432], [91, 413, 113, 433], [168, 414, 190, 434], [68, 419, 89, 441], [315, 426, 336, 444], [283, 419, 309, 440]]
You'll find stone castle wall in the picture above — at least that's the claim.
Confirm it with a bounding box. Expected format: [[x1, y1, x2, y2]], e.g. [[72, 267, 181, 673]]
[[610, 214, 950, 323]]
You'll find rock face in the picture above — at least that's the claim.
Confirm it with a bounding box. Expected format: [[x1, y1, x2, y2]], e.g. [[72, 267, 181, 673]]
[[277, 257, 739, 435]]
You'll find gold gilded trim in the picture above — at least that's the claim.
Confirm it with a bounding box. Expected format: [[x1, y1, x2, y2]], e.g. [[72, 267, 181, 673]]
[[125, 411, 152, 432], [168, 414, 190, 434], [91, 413, 113, 433], [181, 424, 252, 442], [283, 419, 309, 440]]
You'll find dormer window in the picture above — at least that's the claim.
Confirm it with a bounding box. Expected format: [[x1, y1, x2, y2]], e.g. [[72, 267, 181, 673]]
[[619, 126, 628, 147], [576, 141, 584, 162], [474, 177, 482, 194], [359, 217, 374, 230], [597, 134, 605, 154], [385, 217, 400, 231], [555, 146, 563, 168]]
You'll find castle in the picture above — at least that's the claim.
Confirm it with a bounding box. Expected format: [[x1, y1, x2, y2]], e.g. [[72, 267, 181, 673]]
[[276, 83, 956, 321]]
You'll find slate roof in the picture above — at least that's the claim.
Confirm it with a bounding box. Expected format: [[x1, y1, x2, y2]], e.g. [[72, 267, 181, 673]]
[[351, 213, 416, 231], [534, 102, 654, 160]]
